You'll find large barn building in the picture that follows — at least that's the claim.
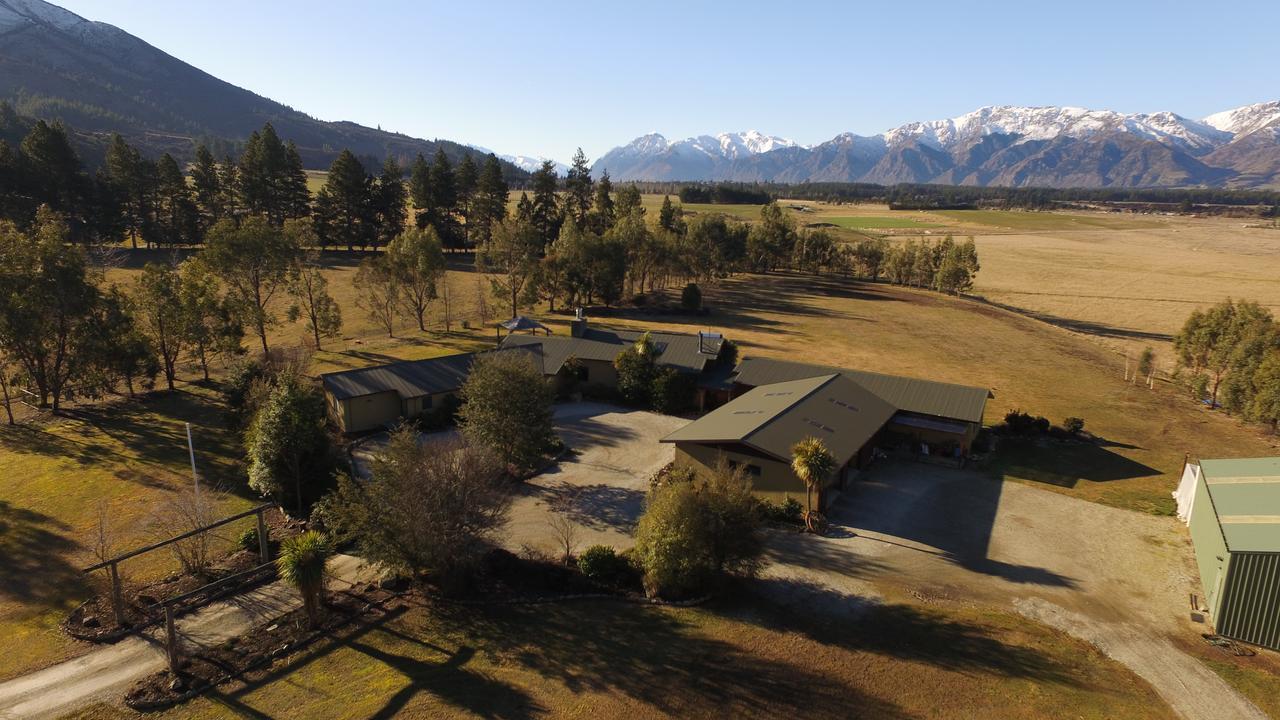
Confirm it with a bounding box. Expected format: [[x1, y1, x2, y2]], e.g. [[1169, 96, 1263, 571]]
[[1176, 457, 1280, 651], [664, 358, 992, 508]]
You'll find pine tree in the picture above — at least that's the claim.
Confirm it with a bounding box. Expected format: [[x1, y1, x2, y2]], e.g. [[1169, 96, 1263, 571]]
[[282, 141, 311, 220], [408, 152, 433, 230], [428, 148, 459, 248], [470, 153, 509, 246], [191, 144, 223, 228], [219, 153, 241, 219], [154, 153, 198, 246], [373, 158, 407, 247], [563, 148, 593, 226], [238, 123, 290, 224], [592, 170, 615, 232], [313, 150, 374, 251], [528, 161, 562, 251], [105, 134, 151, 248], [658, 195, 679, 233], [455, 152, 478, 244]]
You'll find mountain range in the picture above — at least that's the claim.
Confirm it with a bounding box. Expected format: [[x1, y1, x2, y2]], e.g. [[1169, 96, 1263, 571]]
[[0, 0, 526, 177], [593, 104, 1280, 189]]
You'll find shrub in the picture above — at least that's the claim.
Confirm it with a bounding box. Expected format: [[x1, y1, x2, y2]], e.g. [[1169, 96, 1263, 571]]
[[577, 544, 635, 588], [681, 283, 702, 312], [634, 460, 762, 599], [1003, 409, 1051, 436], [761, 496, 804, 524], [415, 394, 462, 432], [237, 527, 260, 553], [316, 430, 510, 590], [1062, 417, 1086, 435], [652, 367, 696, 415], [276, 531, 331, 628]]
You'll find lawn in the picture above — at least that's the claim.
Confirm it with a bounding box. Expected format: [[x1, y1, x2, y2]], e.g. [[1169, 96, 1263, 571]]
[[0, 386, 255, 682], [60, 593, 1174, 720]]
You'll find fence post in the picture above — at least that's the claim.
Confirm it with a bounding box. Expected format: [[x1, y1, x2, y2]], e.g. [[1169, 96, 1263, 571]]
[[164, 604, 180, 673], [256, 508, 270, 561], [109, 562, 124, 627]]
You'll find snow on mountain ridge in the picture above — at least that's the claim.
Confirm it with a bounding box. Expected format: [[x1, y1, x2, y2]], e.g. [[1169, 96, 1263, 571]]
[[1203, 102, 1280, 138]]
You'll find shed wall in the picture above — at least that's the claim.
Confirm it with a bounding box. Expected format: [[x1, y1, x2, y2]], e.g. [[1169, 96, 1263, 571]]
[[344, 391, 402, 433], [1190, 474, 1232, 619], [1216, 552, 1280, 651]]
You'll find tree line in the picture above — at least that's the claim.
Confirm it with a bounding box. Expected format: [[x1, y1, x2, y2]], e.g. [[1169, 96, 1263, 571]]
[[632, 180, 1280, 212]]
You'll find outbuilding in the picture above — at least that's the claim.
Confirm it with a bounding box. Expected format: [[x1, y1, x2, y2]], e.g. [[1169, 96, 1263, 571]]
[[731, 357, 991, 458], [320, 352, 481, 433], [1176, 457, 1280, 651], [661, 373, 898, 508]]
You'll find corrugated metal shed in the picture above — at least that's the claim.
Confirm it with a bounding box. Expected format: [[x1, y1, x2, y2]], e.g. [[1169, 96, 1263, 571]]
[[733, 357, 991, 425], [1191, 457, 1280, 651], [501, 327, 722, 376], [661, 374, 898, 466], [1201, 458, 1280, 553]]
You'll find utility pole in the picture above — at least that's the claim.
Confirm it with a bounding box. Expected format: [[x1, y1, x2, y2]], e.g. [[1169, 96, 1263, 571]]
[[185, 422, 201, 508]]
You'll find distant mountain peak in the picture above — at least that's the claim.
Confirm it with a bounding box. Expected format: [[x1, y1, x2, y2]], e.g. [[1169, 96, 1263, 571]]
[[593, 101, 1280, 189], [1203, 101, 1280, 137]]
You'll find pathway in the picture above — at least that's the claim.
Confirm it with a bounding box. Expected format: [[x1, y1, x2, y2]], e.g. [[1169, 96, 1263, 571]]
[[0, 554, 377, 720]]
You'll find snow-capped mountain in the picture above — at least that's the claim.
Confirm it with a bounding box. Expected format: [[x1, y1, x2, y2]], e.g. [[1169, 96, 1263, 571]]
[[467, 145, 568, 175], [1203, 102, 1280, 138], [593, 103, 1280, 189], [593, 131, 799, 181]]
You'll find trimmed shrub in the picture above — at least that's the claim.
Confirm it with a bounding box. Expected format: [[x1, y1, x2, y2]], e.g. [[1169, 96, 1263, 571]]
[[577, 545, 636, 588], [681, 283, 702, 312], [652, 367, 696, 415]]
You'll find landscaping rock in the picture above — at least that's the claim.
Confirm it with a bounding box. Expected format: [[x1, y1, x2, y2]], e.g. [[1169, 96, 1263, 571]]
[[81, 615, 100, 628]]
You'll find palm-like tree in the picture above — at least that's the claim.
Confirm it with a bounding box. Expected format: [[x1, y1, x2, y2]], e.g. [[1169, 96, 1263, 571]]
[[791, 437, 836, 532], [277, 531, 331, 628]]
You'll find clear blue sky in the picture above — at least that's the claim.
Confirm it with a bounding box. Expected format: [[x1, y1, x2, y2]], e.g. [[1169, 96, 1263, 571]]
[[57, 0, 1280, 162]]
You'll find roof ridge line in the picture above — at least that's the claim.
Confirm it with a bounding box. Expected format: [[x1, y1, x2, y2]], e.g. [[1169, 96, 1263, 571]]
[[742, 374, 841, 444]]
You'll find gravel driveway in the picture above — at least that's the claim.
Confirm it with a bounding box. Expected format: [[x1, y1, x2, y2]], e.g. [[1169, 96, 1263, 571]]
[[760, 460, 1266, 720], [503, 402, 686, 555]]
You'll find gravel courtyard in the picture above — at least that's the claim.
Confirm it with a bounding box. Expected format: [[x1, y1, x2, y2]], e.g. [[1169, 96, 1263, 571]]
[[502, 402, 686, 555]]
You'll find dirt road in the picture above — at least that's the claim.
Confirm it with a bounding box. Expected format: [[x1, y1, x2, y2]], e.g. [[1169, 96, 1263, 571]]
[[0, 554, 377, 720]]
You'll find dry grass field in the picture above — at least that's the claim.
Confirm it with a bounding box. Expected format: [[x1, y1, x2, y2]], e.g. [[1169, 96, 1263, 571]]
[[4, 199, 1280, 714], [60, 594, 1174, 720]]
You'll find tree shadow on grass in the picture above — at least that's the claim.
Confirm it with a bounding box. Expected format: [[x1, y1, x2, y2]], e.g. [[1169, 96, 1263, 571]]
[[0, 501, 88, 609], [727, 578, 1075, 686], [989, 438, 1161, 489], [436, 598, 912, 719], [205, 605, 540, 720]]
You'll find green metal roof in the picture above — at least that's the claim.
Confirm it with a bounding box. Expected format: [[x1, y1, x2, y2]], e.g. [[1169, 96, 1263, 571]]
[[661, 374, 898, 466], [501, 327, 723, 376], [1200, 458, 1280, 553], [732, 357, 991, 424]]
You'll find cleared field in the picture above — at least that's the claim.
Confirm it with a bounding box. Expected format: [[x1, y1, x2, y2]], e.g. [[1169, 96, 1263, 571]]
[[935, 209, 1164, 232], [814, 215, 943, 229], [60, 595, 1174, 720], [584, 274, 1280, 514]]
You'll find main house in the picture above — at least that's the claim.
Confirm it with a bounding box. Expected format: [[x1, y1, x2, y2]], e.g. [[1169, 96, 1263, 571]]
[[322, 314, 733, 433], [498, 312, 732, 406], [663, 357, 991, 508], [1175, 457, 1280, 651]]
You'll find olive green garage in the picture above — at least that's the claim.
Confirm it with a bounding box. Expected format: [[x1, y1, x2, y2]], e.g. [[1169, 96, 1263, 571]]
[[1177, 457, 1280, 651], [661, 374, 900, 508]]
